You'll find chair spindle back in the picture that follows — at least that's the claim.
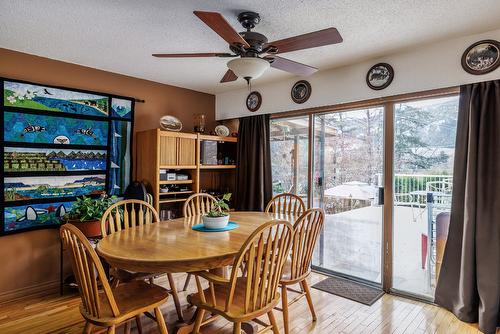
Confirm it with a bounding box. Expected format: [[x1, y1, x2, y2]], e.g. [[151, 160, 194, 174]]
[[60, 224, 119, 319], [265, 193, 305, 216], [227, 220, 293, 313], [183, 193, 220, 217], [289, 208, 325, 281], [101, 199, 159, 237]]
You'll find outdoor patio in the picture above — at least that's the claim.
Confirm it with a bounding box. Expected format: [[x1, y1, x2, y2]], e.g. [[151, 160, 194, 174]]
[[314, 204, 436, 298]]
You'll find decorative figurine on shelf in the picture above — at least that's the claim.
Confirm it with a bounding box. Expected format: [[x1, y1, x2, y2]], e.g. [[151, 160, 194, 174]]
[[160, 115, 182, 131], [214, 125, 230, 137], [193, 113, 206, 133]]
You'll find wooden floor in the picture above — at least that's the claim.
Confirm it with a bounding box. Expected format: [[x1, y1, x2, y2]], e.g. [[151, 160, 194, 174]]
[[0, 272, 488, 334]]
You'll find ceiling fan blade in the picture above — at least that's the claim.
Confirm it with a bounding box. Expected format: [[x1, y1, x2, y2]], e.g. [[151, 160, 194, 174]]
[[193, 11, 250, 48], [265, 56, 318, 76], [220, 69, 238, 83], [267, 27, 342, 54], [152, 52, 234, 58]]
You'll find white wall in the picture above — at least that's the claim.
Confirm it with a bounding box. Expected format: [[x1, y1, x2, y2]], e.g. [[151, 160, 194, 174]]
[[216, 28, 500, 120]]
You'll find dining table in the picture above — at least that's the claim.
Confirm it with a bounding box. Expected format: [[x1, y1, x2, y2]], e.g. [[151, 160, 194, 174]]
[[96, 211, 298, 334]]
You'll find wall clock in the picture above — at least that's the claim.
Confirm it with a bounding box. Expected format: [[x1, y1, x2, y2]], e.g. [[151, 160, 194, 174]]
[[366, 63, 394, 90], [461, 39, 500, 75], [246, 91, 262, 112], [291, 80, 312, 104]]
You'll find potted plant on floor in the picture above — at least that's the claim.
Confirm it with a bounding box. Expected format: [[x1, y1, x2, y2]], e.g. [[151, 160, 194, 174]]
[[202, 193, 232, 229], [64, 195, 116, 238]]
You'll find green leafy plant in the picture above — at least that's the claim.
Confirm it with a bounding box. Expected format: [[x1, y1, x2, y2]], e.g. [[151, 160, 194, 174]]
[[206, 193, 232, 218], [64, 195, 116, 222]]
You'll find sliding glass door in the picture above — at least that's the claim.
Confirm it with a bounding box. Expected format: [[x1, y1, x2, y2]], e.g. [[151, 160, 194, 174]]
[[392, 96, 459, 298], [270, 116, 309, 206], [311, 107, 384, 284], [268, 92, 459, 296]]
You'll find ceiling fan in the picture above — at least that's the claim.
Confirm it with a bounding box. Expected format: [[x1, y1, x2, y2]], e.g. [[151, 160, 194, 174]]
[[153, 11, 343, 84]]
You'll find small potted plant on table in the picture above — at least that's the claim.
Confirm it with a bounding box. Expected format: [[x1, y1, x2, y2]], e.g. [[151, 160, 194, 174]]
[[202, 193, 232, 229], [64, 195, 115, 238]]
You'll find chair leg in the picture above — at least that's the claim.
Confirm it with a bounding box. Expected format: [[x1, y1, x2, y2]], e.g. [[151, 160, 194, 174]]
[[268, 310, 280, 334], [154, 307, 169, 334], [124, 320, 131, 334], [193, 309, 205, 334], [135, 314, 143, 334], [83, 321, 93, 334], [167, 273, 184, 321], [281, 285, 290, 334], [182, 274, 192, 291], [301, 279, 317, 321], [233, 322, 241, 334], [106, 325, 115, 334]]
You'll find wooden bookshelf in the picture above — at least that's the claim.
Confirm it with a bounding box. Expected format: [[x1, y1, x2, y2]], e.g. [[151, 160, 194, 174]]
[[136, 129, 238, 216], [197, 134, 237, 142], [200, 164, 237, 169], [159, 180, 193, 185], [158, 198, 189, 204], [159, 190, 193, 196]]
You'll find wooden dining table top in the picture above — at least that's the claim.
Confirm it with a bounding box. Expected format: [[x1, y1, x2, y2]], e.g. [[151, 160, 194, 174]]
[[96, 211, 297, 274]]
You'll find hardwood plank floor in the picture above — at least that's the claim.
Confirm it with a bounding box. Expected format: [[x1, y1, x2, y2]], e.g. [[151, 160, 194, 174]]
[[0, 272, 489, 334]]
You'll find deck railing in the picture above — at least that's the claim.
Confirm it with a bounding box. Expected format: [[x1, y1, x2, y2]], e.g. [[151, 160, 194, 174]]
[[394, 174, 452, 194], [393, 174, 453, 206]]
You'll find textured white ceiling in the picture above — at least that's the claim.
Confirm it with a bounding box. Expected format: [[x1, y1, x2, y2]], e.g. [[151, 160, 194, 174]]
[[1, 0, 500, 94]]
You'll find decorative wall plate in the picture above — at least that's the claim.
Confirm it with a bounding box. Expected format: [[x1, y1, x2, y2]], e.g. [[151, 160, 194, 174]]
[[461, 39, 500, 75], [215, 125, 230, 137], [246, 91, 262, 112], [366, 63, 394, 90], [160, 115, 182, 131], [291, 80, 312, 104]]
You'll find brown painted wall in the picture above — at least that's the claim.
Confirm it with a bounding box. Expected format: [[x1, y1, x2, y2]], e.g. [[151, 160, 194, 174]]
[[0, 48, 215, 299]]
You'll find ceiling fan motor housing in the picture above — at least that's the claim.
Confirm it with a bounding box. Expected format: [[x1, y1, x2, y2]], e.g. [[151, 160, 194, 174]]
[[237, 11, 261, 30], [238, 31, 268, 54], [234, 11, 272, 56]]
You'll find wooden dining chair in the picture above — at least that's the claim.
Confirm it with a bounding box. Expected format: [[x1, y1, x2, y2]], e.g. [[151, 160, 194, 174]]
[[265, 193, 306, 216], [181, 193, 220, 291], [191, 219, 294, 334], [279, 208, 325, 334], [60, 223, 169, 334], [100, 199, 184, 322], [183, 192, 220, 217]]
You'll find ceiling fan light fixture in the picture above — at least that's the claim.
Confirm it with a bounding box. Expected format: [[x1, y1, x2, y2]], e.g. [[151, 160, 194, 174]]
[[227, 57, 270, 81]]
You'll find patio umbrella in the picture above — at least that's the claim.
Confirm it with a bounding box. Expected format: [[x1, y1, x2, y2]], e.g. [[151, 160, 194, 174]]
[[324, 181, 376, 200]]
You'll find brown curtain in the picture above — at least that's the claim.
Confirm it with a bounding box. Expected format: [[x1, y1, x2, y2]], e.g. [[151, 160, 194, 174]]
[[435, 80, 500, 334], [235, 114, 273, 211]]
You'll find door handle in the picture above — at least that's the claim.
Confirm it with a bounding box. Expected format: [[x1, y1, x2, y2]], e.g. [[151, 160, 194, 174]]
[[378, 187, 384, 205]]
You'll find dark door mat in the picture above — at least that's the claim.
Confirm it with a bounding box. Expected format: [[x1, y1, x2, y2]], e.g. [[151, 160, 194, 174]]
[[312, 276, 384, 306]]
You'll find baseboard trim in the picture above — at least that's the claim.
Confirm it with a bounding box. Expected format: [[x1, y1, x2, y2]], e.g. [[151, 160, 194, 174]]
[[0, 280, 60, 304]]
